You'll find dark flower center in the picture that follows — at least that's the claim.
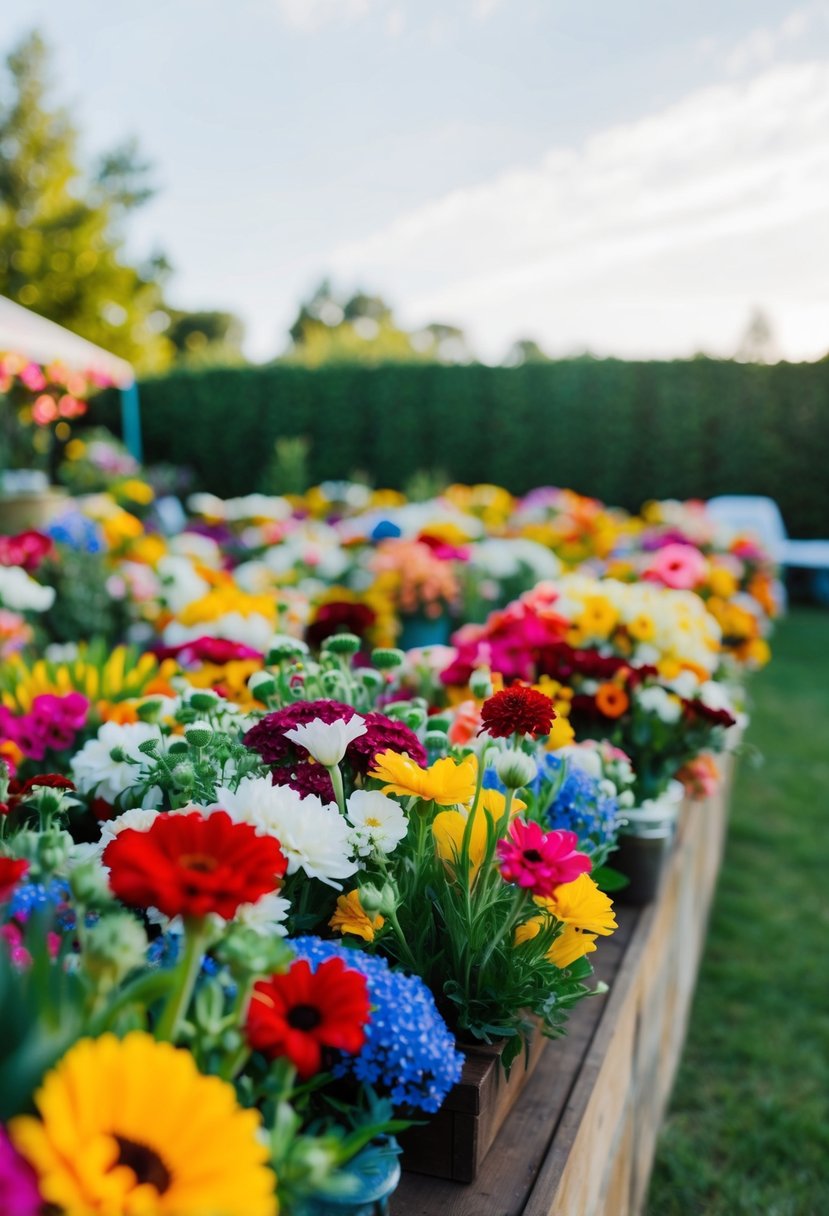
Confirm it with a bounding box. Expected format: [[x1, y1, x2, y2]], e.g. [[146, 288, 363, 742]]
[[179, 852, 218, 873], [114, 1135, 172, 1194], [287, 1003, 322, 1031], [523, 849, 543, 863]]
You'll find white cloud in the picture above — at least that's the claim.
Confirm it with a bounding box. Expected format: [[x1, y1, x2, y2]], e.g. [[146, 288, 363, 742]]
[[274, 0, 385, 34], [329, 59, 829, 360], [726, 3, 829, 74]]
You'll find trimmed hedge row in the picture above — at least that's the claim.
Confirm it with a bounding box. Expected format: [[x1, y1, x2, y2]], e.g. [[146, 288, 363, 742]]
[[100, 359, 829, 537]]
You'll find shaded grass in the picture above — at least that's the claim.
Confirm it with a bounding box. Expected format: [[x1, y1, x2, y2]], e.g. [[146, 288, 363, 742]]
[[646, 609, 829, 1216]]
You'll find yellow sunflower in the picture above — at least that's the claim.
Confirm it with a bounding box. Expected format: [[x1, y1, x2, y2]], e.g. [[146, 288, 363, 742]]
[[9, 1032, 277, 1216]]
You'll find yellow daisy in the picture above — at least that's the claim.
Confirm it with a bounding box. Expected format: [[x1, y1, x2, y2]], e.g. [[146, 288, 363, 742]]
[[9, 1032, 277, 1216], [369, 750, 477, 806], [329, 890, 384, 941]]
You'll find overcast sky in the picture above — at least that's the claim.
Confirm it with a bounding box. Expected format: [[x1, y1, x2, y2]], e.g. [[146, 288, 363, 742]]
[[3, 0, 829, 361]]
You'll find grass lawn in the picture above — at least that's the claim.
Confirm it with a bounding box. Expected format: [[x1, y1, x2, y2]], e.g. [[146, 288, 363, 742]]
[[646, 608, 829, 1216]]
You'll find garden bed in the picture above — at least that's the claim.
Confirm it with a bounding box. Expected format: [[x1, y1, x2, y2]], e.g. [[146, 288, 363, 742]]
[[393, 756, 736, 1216]]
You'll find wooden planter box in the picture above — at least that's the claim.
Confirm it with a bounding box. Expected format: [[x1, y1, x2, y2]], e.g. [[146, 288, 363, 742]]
[[401, 1021, 548, 1182], [392, 755, 737, 1215]]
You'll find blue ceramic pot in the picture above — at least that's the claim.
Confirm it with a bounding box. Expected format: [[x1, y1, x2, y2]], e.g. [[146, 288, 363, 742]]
[[398, 612, 452, 651], [292, 1136, 402, 1216]]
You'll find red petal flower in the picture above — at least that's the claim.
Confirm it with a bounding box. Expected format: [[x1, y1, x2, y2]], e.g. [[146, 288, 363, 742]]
[[247, 957, 370, 1078], [480, 686, 556, 738], [497, 821, 590, 898], [104, 810, 287, 920], [0, 857, 29, 903]]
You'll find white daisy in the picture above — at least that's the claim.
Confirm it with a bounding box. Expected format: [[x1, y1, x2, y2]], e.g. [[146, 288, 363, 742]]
[[346, 790, 408, 857]]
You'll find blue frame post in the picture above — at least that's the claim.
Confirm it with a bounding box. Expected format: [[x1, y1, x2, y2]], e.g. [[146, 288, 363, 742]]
[[120, 381, 143, 464]]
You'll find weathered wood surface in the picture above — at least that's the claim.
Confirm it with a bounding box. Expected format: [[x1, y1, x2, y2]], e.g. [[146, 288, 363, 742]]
[[393, 759, 734, 1215]]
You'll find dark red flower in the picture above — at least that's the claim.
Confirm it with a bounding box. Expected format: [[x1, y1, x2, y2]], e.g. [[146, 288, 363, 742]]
[[104, 810, 287, 920], [0, 857, 29, 902], [480, 686, 556, 738], [681, 699, 737, 729], [348, 712, 427, 772], [16, 774, 76, 797], [271, 763, 338, 801], [247, 957, 370, 1078], [0, 529, 55, 573], [153, 636, 263, 665], [305, 601, 376, 650], [245, 700, 358, 766]]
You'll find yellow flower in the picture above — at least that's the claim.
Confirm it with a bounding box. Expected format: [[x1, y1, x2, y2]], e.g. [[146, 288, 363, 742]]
[[329, 890, 384, 941], [0, 647, 174, 713], [577, 595, 618, 639], [537, 873, 618, 936], [9, 1032, 277, 1216], [707, 566, 738, 599], [370, 750, 477, 806], [546, 924, 599, 967], [118, 478, 156, 505], [546, 715, 576, 750], [433, 790, 526, 884], [627, 613, 656, 642]]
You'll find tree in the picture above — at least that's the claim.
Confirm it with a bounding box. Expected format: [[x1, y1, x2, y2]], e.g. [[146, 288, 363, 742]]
[[166, 308, 247, 366], [504, 337, 552, 366], [735, 308, 778, 364], [282, 279, 474, 365], [0, 31, 173, 371]]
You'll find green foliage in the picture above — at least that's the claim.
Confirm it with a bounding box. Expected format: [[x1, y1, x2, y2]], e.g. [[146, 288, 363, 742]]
[[103, 357, 829, 538], [648, 609, 829, 1216], [167, 308, 247, 367], [0, 31, 173, 372], [259, 434, 311, 496]]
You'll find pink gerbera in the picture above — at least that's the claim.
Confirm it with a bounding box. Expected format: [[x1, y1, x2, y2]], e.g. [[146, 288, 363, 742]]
[[497, 821, 590, 898], [644, 543, 707, 591]]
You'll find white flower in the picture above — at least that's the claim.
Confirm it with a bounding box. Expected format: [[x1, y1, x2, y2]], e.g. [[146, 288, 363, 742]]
[[698, 681, 735, 713], [284, 715, 367, 768], [636, 686, 682, 724], [234, 891, 291, 936], [0, 566, 55, 612], [346, 790, 408, 857], [215, 778, 357, 888], [70, 722, 164, 804], [98, 807, 162, 854], [557, 745, 603, 780]]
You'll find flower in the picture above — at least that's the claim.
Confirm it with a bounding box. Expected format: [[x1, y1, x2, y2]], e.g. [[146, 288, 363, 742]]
[[247, 957, 370, 1078], [370, 750, 477, 806], [329, 890, 384, 941], [104, 810, 287, 920], [284, 714, 367, 767], [594, 682, 630, 718], [645, 543, 707, 591], [216, 778, 357, 887], [479, 686, 556, 738], [540, 873, 618, 935], [514, 920, 600, 969], [70, 721, 163, 804], [9, 1032, 276, 1216], [290, 937, 464, 1112], [0, 858, 29, 903], [0, 1125, 41, 1216], [345, 790, 408, 856], [497, 821, 591, 898], [540, 756, 620, 847]]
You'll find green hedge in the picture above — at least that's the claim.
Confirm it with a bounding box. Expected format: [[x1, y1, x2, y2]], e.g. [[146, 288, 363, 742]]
[[99, 359, 829, 537]]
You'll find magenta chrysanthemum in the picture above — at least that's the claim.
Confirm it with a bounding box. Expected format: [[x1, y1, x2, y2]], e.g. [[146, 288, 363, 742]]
[[496, 821, 591, 898]]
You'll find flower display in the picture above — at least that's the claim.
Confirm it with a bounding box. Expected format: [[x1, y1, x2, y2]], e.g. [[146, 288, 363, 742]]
[[104, 809, 287, 920], [247, 956, 370, 1078]]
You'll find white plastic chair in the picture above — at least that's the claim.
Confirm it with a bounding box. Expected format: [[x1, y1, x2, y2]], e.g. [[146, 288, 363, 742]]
[[707, 495, 829, 604]]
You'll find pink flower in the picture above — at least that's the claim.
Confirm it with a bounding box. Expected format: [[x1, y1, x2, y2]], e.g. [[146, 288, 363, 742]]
[[18, 362, 46, 392], [0, 1125, 41, 1216], [644, 543, 708, 591], [497, 821, 591, 898]]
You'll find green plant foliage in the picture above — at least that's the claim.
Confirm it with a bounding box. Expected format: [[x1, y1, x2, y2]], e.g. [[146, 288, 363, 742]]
[[96, 357, 829, 537]]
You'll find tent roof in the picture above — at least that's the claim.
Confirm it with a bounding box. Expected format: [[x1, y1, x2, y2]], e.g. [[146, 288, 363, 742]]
[[0, 295, 134, 387]]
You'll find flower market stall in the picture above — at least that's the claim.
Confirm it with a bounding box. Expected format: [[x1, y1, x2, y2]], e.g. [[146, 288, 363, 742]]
[[0, 373, 777, 1216]]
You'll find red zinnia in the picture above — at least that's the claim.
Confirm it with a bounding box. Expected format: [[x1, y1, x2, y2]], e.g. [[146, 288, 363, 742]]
[[0, 857, 29, 902], [480, 686, 556, 739], [247, 957, 370, 1078], [103, 810, 287, 920], [497, 821, 590, 898]]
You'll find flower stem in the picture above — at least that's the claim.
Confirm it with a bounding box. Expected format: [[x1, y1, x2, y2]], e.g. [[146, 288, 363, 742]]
[[327, 763, 347, 817], [155, 918, 209, 1042]]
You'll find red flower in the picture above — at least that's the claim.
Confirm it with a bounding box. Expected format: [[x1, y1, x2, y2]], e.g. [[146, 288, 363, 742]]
[[0, 529, 55, 573], [247, 957, 370, 1078], [497, 821, 590, 898], [246, 701, 427, 773], [104, 810, 287, 920], [305, 601, 376, 650], [0, 857, 29, 903], [480, 686, 556, 738]]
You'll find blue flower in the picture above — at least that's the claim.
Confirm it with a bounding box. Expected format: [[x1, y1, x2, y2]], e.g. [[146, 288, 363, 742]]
[[46, 511, 105, 554], [538, 754, 619, 847], [291, 936, 464, 1113], [6, 877, 74, 929]]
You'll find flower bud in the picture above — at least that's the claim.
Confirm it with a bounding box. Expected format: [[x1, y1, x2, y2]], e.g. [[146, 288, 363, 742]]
[[248, 670, 277, 699], [171, 761, 196, 791], [323, 633, 361, 656], [358, 880, 397, 917], [136, 699, 165, 722], [424, 730, 450, 756], [371, 648, 405, 670], [83, 912, 148, 989], [267, 636, 309, 664], [495, 747, 537, 790], [470, 668, 494, 700], [168, 739, 189, 755], [69, 859, 114, 907], [185, 721, 213, 748], [37, 830, 72, 874], [355, 666, 384, 691], [137, 738, 161, 757], [189, 691, 220, 712]]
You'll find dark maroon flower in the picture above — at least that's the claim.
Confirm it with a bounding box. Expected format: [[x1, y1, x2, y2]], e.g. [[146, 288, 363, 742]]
[[305, 601, 377, 650], [681, 699, 737, 729], [479, 687, 556, 738], [272, 763, 338, 801], [347, 711, 427, 772], [245, 700, 359, 766]]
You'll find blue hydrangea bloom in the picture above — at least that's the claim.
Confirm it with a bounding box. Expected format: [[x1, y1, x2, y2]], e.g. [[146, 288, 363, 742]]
[[537, 754, 619, 847], [46, 511, 105, 553], [6, 877, 75, 931], [291, 936, 464, 1113]]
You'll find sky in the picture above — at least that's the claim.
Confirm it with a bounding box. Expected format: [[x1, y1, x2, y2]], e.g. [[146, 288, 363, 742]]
[[3, 0, 829, 362]]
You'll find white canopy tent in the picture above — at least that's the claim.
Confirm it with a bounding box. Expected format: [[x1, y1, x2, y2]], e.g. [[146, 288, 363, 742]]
[[0, 295, 142, 460]]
